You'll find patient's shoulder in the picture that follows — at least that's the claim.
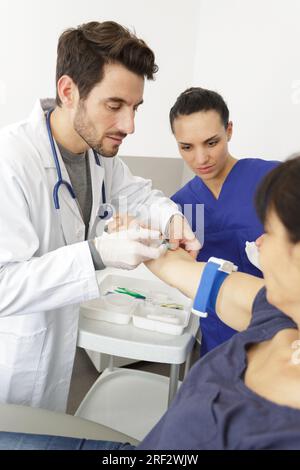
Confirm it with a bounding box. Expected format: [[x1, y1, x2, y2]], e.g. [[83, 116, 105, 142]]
[[250, 287, 297, 331]]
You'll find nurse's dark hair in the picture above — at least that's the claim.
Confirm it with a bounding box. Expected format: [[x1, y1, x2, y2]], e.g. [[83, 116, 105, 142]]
[[255, 155, 300, 243], [169, 87, 229, 132], [55, 21, 158, 106]]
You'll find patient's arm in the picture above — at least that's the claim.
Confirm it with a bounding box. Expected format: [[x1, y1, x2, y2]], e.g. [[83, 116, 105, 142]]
[[145, 249, 264, 332]]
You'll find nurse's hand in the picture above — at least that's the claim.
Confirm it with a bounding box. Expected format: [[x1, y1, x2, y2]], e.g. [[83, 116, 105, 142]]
[[166, 215, 201, 259], [94, 227, 167, 270], [245, 240, 261, 270]]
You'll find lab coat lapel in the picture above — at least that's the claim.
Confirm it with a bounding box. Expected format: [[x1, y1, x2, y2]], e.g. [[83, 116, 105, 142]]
[[31, 100, 85, 245], [56, 147, 85, 245], [88, 150, 105, 238]]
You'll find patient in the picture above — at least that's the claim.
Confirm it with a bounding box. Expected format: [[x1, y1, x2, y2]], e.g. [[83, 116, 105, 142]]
[[1, 156, 300, 449]]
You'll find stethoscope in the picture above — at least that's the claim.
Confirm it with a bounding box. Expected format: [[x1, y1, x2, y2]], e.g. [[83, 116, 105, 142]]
[[46, 108, 110, 220]]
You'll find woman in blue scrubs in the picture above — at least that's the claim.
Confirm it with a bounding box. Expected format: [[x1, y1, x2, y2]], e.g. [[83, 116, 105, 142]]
[[170, 87, 278, 355]]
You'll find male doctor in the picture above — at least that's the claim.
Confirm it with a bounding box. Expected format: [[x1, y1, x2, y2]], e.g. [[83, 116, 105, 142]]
[[0, 21, 200, 412]]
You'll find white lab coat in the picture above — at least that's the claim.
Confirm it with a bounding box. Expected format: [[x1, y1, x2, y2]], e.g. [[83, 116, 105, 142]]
[[0, 99, 180, 412]]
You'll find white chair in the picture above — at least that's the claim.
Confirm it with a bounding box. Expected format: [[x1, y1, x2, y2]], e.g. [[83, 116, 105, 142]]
[[0, 404, 139, 445]]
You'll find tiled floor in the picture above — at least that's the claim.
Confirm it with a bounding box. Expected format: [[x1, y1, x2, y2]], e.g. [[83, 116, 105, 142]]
[[67, 342, 200, 415]]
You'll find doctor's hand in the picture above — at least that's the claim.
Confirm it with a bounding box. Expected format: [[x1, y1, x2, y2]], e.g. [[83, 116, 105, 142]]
[[94, 228, 167, 270], [166, 215, 201, 259], [105, 213, 138, 234]]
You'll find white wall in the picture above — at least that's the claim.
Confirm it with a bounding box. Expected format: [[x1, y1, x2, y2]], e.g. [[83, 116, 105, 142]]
[[0, 0, 200, 158], [192, 0, 300, 161], [1, 1, 300, 163]]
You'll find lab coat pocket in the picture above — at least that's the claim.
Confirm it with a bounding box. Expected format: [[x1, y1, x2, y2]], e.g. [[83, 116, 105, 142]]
[[0, 328, 46, 404]]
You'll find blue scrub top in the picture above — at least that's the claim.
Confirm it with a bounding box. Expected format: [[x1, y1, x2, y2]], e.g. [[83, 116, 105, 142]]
[[171, 158, 279, 356]]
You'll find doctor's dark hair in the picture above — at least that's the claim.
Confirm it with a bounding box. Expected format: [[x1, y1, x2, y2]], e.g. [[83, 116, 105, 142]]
[[255, 155, 300, 243], [169, 87, 229, 132], [55, 21, 158, 106]]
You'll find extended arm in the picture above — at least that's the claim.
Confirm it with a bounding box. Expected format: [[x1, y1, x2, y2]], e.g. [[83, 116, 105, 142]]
[[145, 249, 264, 331]]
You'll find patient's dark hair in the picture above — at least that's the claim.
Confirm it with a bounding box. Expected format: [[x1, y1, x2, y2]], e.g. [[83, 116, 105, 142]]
[[169, 87, 229, 132], [255, 155, 300, 243], [56, 21, 158, 106]]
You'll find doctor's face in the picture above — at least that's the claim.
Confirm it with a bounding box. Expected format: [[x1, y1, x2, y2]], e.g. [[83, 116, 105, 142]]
[[173, 110, 232, 181], [73, 63, 144, 157]]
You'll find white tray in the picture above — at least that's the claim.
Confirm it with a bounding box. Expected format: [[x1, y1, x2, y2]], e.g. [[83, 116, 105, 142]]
[[81, 295, 138, 325], [81, 273, 191, 335], [132, 304, 190, 335]]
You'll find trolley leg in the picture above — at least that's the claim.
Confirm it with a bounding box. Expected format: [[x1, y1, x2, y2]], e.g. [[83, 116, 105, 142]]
[[168, 364, 180, 406], [183, 350, 192, 379], [107, 355, 114, 372]]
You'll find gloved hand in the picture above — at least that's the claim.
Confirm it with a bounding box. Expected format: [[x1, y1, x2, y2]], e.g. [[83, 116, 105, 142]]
[[166, 214, 201, 259], [245, 241, 261, 270], [94, 227, 167, 270], [105, 214, 138, 233]]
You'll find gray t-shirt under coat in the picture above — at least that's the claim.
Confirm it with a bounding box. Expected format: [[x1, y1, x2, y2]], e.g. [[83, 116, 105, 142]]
[[57, 142, 105, 270]]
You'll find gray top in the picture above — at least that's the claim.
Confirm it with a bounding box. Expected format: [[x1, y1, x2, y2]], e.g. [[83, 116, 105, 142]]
[[57, 143, 105, 270], [57, 142, 92, 235]]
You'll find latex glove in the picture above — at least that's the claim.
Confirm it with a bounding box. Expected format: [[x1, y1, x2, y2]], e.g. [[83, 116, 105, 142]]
[[94, 228, 167, 270], [166, 214, 201, 259], [245, 241, 261, 270], [105, 214, 138, 233], [105, 214, 163, 248]]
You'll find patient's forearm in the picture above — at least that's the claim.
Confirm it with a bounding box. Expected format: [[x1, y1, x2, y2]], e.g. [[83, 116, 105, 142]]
[[174, 261, 206, 299], [145, 250, 205, 299]]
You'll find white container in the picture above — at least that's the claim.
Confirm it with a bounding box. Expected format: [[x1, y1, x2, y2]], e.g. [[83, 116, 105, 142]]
[[103, 293, 138, 313], [81, 294, 137, 325], [132, 304, 190, 335]]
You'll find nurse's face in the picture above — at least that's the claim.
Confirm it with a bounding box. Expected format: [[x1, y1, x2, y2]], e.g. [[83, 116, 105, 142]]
[[72, 63, 144, 157], [173, 111, 232, 180], [256, 210, 300, 314]]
